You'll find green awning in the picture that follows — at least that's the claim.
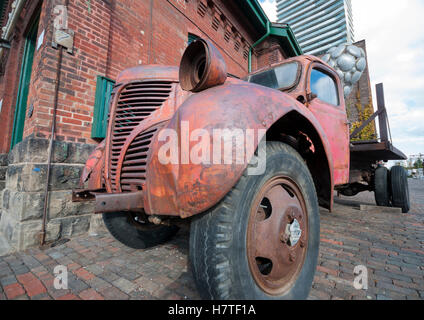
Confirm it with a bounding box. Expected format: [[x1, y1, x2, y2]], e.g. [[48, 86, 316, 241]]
[[235, 0, 303, 57]]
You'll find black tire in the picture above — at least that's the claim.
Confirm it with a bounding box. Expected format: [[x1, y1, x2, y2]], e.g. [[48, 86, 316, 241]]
[[103, 212, 179, 249], [374, 167, 390, 207], [189, 142, 320, 300], [390, 166, 410, 213]]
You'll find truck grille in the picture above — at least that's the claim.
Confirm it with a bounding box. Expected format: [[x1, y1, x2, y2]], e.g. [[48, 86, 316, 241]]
[[109, 81, 173, 192], [119, 126, 162, 192]]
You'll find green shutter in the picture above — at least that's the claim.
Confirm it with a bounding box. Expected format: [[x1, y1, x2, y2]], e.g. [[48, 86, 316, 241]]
[[91, 76, 115, 139]]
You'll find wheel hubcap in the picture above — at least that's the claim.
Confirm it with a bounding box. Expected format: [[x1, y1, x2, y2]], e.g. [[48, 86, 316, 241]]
[[247, 177, 308, 296]]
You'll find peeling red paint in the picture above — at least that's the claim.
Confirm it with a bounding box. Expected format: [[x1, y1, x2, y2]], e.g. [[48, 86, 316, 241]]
[[78, 42, 354, 217]]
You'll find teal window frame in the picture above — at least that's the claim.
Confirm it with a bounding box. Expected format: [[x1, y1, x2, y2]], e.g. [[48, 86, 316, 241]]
[[188, 33, 199, 45], [10, 13, 40, 151], [91, 75, 115, 139]]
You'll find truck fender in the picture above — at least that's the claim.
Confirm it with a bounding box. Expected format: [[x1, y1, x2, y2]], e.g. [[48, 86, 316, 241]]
[[80, 140, 105, 190], [145, 82, 334, 217]]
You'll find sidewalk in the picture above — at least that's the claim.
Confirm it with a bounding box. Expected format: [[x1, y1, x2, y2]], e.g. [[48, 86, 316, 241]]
[[1, 180, 423, 300]]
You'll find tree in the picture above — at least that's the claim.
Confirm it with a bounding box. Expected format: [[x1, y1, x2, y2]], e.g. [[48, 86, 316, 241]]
[[414, 159, 423, 169]]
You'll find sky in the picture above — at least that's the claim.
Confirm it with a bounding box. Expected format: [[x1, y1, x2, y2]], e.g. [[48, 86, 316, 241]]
[[259, 0, 424, 159]]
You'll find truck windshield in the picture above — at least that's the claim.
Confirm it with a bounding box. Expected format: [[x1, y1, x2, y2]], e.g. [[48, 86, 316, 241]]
[[248, 62, 299, 90]]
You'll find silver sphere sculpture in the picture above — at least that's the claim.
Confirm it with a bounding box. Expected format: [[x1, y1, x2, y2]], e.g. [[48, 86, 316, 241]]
[[321, 43, 367, 98]]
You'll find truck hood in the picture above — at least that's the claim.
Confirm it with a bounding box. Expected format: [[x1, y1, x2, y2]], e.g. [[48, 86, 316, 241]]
[[117, 65, 180, 83]]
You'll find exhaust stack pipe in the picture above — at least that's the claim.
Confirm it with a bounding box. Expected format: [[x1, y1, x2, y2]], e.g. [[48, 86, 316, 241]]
[[179, 38, 227, 92]]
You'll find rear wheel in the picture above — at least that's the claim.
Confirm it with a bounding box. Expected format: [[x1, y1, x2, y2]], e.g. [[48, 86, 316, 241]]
[[189, 142, 320, 300], [103, 212, 179, 249], [390, 166, 410, 213], [374, 167, 390, 207]]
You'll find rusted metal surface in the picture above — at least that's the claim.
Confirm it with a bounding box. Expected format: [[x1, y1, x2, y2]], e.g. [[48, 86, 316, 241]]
[[247, 176, 308, 296], [116, 65, 180, 84], [250, 56, 350, 186], [80, 140, 105, 190], [145, 76, 336, 217], [305, 61, 350, 186], [72, 189, 98, 202], [179, 39, 227, 92], [103, 65, 191, 196], [95, 192, 144, 214], [78, 42, 355, 217]]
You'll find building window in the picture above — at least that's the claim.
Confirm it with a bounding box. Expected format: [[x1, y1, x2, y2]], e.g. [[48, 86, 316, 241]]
[[91, 76, 115, 139], [188, 33, 199, 45]]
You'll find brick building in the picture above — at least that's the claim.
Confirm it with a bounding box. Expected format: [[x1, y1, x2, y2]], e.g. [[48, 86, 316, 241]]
[[0, 0, 301, 253], [344, 40, 377, 140]]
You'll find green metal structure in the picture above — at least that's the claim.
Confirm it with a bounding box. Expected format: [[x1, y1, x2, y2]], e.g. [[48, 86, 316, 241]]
[[235, 0, 303, 72], [10, 14, 39, 150], [91, 76, 115, 139]]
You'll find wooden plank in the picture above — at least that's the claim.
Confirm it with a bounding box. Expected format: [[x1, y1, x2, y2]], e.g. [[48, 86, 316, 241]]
[[360, 205, 402, 214]]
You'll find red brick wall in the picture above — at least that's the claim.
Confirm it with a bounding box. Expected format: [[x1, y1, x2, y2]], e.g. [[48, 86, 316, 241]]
[[0, 0, 287, 153], [0, 0, 44, 153], [256, 37, 287, 70], [345, 40, 375, 122]]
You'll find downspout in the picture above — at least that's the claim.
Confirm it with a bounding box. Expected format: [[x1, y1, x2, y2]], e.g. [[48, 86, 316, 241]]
[[248, 20, 271, 73], [40, 48, 62, 247], [40, 0, 68, 247]]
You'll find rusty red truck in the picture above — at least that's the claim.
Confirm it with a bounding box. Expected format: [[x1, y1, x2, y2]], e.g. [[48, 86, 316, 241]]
[[73, 39, 409, 300]]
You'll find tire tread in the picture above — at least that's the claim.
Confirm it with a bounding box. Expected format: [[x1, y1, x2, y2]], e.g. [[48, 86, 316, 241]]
[[189, 141, 319, 300]]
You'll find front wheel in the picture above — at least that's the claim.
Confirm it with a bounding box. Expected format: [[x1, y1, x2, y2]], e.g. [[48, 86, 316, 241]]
[[189, 142, 320, 300], [103, 212, 179, 249]]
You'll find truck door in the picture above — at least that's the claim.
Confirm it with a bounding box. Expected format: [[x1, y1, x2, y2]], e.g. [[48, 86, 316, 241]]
[[307, 66, 350, 186]]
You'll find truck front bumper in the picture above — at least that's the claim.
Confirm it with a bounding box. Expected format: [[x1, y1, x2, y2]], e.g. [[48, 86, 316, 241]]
[[72, 190, 144, 214]]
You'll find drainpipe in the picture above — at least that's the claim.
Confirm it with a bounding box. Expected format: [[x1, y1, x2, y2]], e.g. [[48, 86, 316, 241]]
[[248, 20, 271, 73], [40, 48, 63, 247], [40, 0, 68, 247]]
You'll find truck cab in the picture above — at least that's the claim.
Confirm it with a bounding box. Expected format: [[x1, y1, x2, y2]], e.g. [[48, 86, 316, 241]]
[[247, 56, 350, 187]]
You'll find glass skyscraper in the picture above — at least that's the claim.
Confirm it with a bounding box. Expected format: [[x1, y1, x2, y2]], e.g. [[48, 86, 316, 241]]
[[277, 0, 354, 56]]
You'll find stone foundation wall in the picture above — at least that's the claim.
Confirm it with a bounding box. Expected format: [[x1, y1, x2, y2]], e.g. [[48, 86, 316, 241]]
[[0, 136, 105, 252], [0, 153, 8, 219]]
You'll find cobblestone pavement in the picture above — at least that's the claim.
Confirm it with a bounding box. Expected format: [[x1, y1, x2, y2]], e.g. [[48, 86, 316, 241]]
[[0, 180, 423, 300]]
